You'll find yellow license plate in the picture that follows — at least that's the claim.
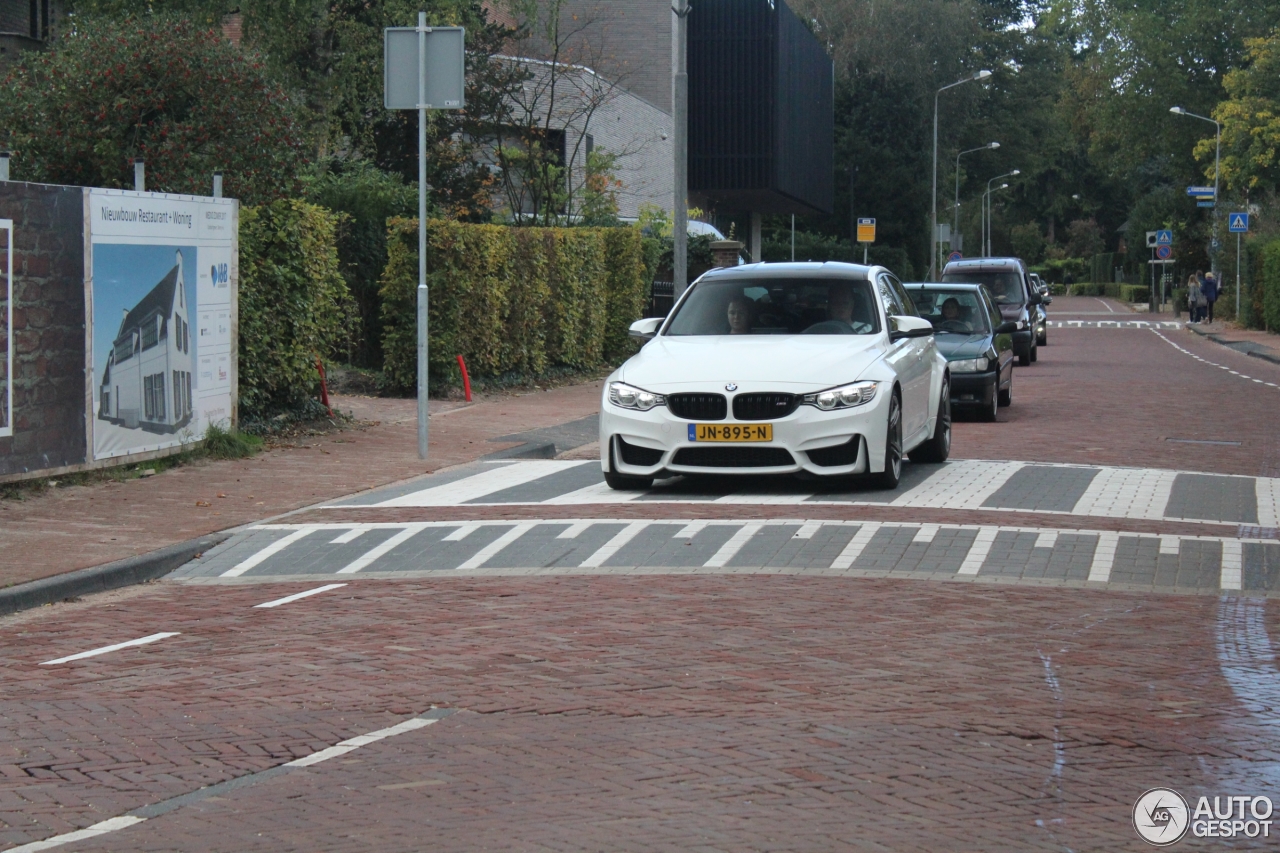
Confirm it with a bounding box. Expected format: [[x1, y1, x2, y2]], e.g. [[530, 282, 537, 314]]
[[689, 423, 773, 442]]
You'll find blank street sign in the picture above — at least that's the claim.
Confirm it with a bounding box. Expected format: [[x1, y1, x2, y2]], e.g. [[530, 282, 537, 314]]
[[385, 26, 465, 110]]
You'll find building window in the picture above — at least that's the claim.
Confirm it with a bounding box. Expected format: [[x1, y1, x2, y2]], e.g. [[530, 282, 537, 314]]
[[141, 313, 159, 350], [144, 372, 166, 421]]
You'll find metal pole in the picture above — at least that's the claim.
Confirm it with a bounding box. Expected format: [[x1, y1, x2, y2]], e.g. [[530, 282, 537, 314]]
[[1236, 230, 1241, 321], [134, 159, 145, 193], [1213, 122, 1220, 278], [0, 153, 9, 182], [212, 172, 223, 199], [930, 91, 939, 280], [672, 0, 689, 298], [417, 11, 429, 460], [790, 214, 794, 262]]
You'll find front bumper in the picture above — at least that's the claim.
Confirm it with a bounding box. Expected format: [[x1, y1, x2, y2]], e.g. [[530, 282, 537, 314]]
[[600, 388, 892, 478], [949, 370, 997, 407]]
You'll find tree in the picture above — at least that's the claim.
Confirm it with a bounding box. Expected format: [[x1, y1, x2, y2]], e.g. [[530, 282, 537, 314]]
[[0, 14, 304, 203], [1064, 218, 1105, 259], [1210, 28, 1280, 195]]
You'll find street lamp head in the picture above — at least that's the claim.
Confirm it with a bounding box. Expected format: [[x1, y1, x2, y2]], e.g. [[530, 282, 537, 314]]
[[1010, 169, 1021, 176], [974, 69, 992, 80], [1072, 194, 1081, 200], [988, 142, 1000, 149], [999, 183, 1009, 189], [1170, 106, 1186, 115]]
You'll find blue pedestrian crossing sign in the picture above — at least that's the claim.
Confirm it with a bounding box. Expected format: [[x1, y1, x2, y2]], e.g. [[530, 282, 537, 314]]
[[1155, 229, 1173, 245], [1229, 213, 1250, 233]]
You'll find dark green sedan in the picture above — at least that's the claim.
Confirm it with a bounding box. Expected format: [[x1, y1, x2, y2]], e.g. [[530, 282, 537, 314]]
[[904, 283, 1016, 422]]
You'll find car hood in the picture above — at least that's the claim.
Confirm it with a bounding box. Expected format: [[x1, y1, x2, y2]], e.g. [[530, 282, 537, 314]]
[[620, 335, 887, 390], [997, 303, 1027, 320], [933, 333, 990, 360]]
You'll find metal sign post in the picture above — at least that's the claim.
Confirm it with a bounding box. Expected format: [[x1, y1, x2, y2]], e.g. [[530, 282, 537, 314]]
[[1229, 212, 1250, 321], [385, 18, 465, 460]]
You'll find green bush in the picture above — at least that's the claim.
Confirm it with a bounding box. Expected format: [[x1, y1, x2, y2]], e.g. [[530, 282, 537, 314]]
[[380, 220, 650, 391], [239, 200, 353, 417], [1101, 283, 1150, 303], [202, 422, 263, 459], [1262, 240, 1280, 332], [1031, 257, 1088, 284], [1067, 283, 1105, 296]]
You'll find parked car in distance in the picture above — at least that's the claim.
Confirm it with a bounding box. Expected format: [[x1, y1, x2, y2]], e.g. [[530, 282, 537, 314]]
[[905, 283, 1016, 422], [1028, 272, 1050, 346], [607, 262, 952, 491], [941, 257, 1042, 365]]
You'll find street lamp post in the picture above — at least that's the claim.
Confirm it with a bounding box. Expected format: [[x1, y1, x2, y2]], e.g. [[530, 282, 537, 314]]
[[981, 170, 1019, 257], [953, 142, 999, 257], [1170, 106, 1221, 278], [931, 69, 992, 280]]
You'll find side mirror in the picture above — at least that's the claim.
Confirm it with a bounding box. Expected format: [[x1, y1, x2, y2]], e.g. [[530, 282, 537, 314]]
[[1027, 291, 1043, 305], [996, 321, 1018, 334], [888, 315, 934, 341], [628, 317, 663, 340]]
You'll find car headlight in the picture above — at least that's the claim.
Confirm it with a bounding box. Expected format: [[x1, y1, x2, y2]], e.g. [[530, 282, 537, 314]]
[[608, 381, 665, 411], [802, 381, 878, 411], [948, 357, 989, 373], [1017, 319, 1027, 330]]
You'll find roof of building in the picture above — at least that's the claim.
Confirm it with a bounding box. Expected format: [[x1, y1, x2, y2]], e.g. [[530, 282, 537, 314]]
[[116, 265, 179, 341]]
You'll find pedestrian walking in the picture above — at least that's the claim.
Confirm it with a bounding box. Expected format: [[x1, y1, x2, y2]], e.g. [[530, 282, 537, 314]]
[[1203, 271, 1219, 324], [1186, 273, 1205, 323]]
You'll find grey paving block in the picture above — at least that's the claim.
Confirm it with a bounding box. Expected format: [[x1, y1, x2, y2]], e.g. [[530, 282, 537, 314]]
[[1165, 473, 1259, 524], [1154, 539, 1222, 589], [375, 525, 510, 573], [852, 526, 919, 571], [468, 462, 600, 504], [1243, 542, 1280, 592], [331, 463, 500, 506], [484, 522, 628, 569], [1107, 537, 1161, 586], [764, 524, 864, 569], [606, 523, 736, 567], [805, 461, 940, 504], [979, 532, 1095, 581], [980, 466, 1100, 512], [885, 527, 980, 575], [726, 524, 802, 567]]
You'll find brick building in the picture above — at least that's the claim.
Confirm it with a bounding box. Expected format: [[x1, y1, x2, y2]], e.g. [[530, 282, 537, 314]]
[[0, 0, 54, 66]]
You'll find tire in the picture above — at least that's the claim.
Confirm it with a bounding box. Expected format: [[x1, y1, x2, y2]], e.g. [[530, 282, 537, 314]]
[[979, 381, 998, 422], [909, 379, 951, 463], [998, 367, 1013, 408], [1030, 341, 1038, 362], [1018, 346, 1031, 367], [605, 471, 654, 490], [1037, 328, 1047, 346], [869, 392, 903, 489]]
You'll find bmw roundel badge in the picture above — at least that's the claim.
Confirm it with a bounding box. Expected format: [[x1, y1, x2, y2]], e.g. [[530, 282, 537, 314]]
[[725, 383, 738, 392]]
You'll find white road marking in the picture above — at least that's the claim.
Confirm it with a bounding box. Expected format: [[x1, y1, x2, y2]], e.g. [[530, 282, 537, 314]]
[[375, 461, 590, 507], [1071, 467, 1177, 521], [541, 480, 643, 505], [557, 521, 594, 539], [336, 526, 423, 574], [456, 522, 536, 569], [1152, 329, 1280, 390], [254, 584, 347, 609], [331, 527, 369, 544], [1259, 478, 1280, 530], [831, 523, 882, 569], [580, 522, 651, 568], [957, 527, 998, 575], [1221, 539, 1243, 591], [890, 460, 1024, 509], [287, 717, 438, 767], [443, 523, 481, 541], [913, 525, 939, 544], [40, 632, 180, 666], [713, 491, 813, 505], [1094, 297, 1116, 313], [1087, 532, 1120, 583], [6, 816, 147, 852], [703, 523, 763, 567], [221, 528, 316, 577], [793, 522, 824, 539], [1034, 531, 1058, 549], [674, 521, 708, 538], [1160, 536, 1181, 555]]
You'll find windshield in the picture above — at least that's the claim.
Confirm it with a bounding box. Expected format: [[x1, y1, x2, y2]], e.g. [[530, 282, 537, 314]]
[[909, 289, 991, 335], [664, 278, 881, 336], [942, 271, 1025, 304]]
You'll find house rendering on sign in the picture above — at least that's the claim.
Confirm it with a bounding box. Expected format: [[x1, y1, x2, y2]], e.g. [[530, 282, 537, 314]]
[[98, 250, 194, 433]]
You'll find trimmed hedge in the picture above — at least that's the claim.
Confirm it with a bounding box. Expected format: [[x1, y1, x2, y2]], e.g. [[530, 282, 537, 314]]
[[1065, 282, 1149, 302], [380, 219, 650, 390], [239, 200, 352, 417], [1263, 240, 1280, 332]]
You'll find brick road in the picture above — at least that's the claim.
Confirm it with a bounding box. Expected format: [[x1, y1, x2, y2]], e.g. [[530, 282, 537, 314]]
[[4, 300, 1280, 850]]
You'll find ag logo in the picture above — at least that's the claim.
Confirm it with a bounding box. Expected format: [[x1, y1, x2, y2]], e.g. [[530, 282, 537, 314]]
[[1134, 788, 1190, 845]]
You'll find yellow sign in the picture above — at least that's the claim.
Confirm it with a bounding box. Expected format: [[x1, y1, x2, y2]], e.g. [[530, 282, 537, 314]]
[[692, 424, 773, 442], [857, 217, 876, 243]]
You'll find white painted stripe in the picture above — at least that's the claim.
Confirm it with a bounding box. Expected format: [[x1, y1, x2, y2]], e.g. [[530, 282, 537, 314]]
[[703, 523, 763, 568], [41, 632, 180, 666], [957, 527, 999, 576], [221, 528, 315, 577], [1034, 531, 1058, 550], [913, 525, 939, 544], [6, 816, 147, 852], [557, 521, 594, 539], [254, 584, 347, 609], [541, 480, 643, 505], [336, 527, 422, 574], [713, 491, 813, 505], [831, 523, 882, 569], [579, 521, 650, 567], [443, 523, 481, 541], [456, 522, 535, 570], [1160, 536, 1180, 555], [793, 522, 824, 539], [674, 521, 708, 538], [1221, 539, 1243, 591], [890, 460, 1024, 510], [286, 717, 437, 767], [1258, 477, 1280, 529], [331, 527, 369, 544], [375, 462, 590, 507], [1088, 532, 1120, 583], [1071, 467, 1177, 521]]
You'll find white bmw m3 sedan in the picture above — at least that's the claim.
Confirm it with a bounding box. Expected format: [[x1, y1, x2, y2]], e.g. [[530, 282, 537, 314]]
[[599, 263, 952, 490]]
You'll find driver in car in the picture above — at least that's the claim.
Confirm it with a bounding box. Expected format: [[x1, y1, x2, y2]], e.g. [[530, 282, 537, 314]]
[[938, 297, 971, 333], [726, 295, 753, 334], [828, 284, 855, 325]]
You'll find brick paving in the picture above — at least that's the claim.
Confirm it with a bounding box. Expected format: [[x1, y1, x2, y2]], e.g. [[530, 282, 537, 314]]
[[2, 577, 1277, 850]]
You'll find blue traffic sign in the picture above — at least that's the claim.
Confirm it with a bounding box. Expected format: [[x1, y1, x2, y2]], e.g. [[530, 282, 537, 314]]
[[1197, 201, 1215, 208], [948, 251, 963, 262], [1186, 185, 1216, 197], [1229, 212, 1250, 233], [1155, 244, 1173, 260], [1155, 229, 1173, 245]]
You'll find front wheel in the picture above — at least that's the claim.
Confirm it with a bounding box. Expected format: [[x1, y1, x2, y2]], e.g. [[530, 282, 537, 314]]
[[909, 380, 951, 463], [998, 367, 1013, 408], [869, 393, 903, 489], [1030, 341, 1038, 362], [1037, 328, 1048, 346]]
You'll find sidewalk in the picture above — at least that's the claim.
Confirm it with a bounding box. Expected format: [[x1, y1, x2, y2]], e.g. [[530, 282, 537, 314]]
[[1186, 320, 1280, 364], [0, 382, 604, 589]]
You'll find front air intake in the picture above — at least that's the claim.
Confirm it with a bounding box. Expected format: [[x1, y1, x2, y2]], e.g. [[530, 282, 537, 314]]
[[667, 393, 728, 421]]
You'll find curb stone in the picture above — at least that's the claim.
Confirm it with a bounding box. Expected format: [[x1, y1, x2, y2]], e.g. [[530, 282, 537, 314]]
[[0, 533, 231, 617], [1187, 323, 1280, 365]]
